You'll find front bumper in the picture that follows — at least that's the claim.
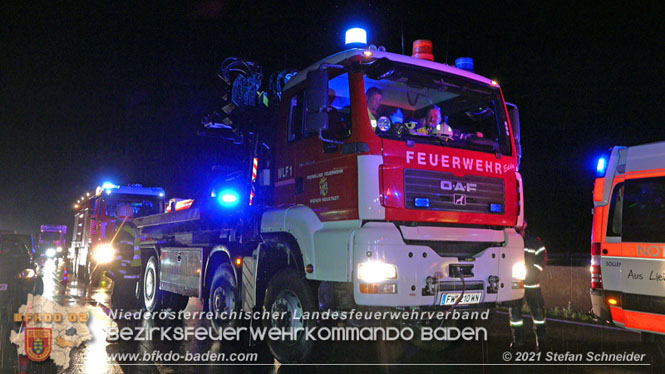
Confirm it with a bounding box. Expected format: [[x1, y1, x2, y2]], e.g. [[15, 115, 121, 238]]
[[352, 222, 525, 307]]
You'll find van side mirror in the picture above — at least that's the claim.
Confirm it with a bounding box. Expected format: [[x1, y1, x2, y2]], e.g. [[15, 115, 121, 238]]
[[305, 70, 329, 135], [506, 102, 521, 163]]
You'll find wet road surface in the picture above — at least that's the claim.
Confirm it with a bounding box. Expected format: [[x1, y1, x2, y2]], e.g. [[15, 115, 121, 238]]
[[5, 258, 662, 374]]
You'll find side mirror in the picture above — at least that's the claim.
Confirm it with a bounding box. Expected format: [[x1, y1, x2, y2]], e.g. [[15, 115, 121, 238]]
[[305, 69, 329, 135], [506, 102, 521, 163], [366, 58, 396, 80]]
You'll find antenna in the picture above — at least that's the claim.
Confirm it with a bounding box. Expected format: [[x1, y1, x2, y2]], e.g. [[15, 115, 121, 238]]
[[445, 24, 450, 64], [400, 20, 405, 55]]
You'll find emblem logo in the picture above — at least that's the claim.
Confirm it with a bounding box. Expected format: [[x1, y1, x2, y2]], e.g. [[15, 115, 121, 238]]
[[453, 194, 467, 206], [319, 177, 328, 197], [25, 327, 52, 362]]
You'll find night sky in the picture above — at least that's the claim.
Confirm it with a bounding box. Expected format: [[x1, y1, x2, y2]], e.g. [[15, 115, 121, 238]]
[[2, 1, 664, 255]]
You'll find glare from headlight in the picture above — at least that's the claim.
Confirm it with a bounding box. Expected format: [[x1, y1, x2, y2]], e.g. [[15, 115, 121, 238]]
[[45, 248, 56, 257], [56, 247, 63, 253], [19, 268, 36, 279], [512, 262, 527, 280], [93, 244, 115, 264], [358, 261, 397, 282]]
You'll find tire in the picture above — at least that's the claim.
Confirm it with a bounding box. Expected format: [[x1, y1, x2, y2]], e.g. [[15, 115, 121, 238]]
[[263, 268, 317, 363], [165, 292, 190, 313], [112, 278, 140, 310], [208, 264, 238, 329], [143, 256, 163, 312]]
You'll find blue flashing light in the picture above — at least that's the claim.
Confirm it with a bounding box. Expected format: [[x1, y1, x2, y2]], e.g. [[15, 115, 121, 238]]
[[596, 157, 607, 177], [217, 189, 240, 208], [455, 57, 475, 72], [345, 27, 367, 46], [414, 198, 430, 208], [490, 203, 503, 213], [102, 182, 117, 189]]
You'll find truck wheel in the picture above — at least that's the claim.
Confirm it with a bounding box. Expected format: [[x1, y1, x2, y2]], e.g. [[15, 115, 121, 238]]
[[208, 264, 238, 329], [112, 278, 139, 310], [263, 269, 316, 363], [165, 292, 189, 313], [143, 256, 163, 312]]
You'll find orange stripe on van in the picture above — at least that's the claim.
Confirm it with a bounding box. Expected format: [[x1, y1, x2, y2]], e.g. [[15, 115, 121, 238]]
[[593, 177, 605, 202], [621, 243, 665, 259], [625, 170, 665, 179], [625, 167, 665, 175], [610, 306, 624, 324], [602, 242, 621, 257], [621, 309, 665, 334]]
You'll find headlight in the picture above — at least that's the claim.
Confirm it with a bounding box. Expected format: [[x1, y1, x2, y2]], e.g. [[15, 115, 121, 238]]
[[56, 247, 63, 253], [93, 244, 115, 264], [19, 269, 36, 279], [358, 262, 397, 282], [377, 116, 391, 132], [512, 262, 527, 280], [45, 248, 56, 257]]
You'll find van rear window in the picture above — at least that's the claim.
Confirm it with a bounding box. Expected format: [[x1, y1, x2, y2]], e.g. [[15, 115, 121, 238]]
[[622, 177, 665, 243], [606, 183, 624, 237]]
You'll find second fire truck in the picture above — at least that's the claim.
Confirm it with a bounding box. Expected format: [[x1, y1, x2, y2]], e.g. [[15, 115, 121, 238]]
[[69, 183, 165, 301]]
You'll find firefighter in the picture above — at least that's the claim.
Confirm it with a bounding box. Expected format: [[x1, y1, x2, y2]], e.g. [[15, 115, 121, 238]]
[[509, 228, 547, 350]]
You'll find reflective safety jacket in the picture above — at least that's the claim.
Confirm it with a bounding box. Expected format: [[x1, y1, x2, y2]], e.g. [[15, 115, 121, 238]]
[[524, 232, 547, 287]]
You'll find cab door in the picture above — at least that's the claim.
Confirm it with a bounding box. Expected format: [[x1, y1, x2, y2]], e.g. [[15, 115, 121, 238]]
[[292, 72, 358, 222]]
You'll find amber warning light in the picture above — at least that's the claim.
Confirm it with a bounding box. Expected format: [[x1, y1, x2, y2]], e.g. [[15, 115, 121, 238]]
[[412, 40, 433, 61]]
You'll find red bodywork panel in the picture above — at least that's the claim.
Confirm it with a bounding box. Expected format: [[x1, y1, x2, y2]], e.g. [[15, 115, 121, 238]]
[[272, 63, 519, 226], [381, 138, 518, 226]]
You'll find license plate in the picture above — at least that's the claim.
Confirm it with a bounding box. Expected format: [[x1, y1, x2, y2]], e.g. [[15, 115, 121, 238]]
[[440, 292, 482, 305], [0, 284, 7, 291]]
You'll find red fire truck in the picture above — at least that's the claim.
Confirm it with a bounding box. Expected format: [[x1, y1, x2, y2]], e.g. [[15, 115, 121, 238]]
[[590, 141, 665, 351], [38, 225, 67, 258], [69, 183, 165, 288], [131, 35, 527, 362]]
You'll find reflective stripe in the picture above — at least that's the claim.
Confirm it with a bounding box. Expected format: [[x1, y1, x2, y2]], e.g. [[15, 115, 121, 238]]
[[510, 320, 524, 327], [533, 319, 546, 325], [534, 264, 543, 271], [524, 283, 540, 288], [524, 248, 536, 253], [535, 247, 546, 255]]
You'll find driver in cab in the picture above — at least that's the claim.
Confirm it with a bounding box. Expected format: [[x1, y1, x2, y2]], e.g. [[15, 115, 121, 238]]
[[413, 105, 453, 138]]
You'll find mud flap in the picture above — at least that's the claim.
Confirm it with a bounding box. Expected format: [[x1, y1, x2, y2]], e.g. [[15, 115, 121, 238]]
[[241, 254, 257, 312]]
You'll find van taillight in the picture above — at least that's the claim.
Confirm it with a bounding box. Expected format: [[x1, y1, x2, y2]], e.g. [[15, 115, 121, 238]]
[[590, 242, 603, 289]]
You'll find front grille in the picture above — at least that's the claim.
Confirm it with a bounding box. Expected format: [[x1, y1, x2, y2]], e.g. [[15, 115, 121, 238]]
[[403, 239, 500, 258], [404, 169, 505, 214]]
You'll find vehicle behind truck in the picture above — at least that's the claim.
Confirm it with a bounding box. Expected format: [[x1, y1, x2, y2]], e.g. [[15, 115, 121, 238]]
[[69, 183, 165, 294], [131, 35, 528, 363], [38, 225, 67, 259], [590, 141, 665, 350]]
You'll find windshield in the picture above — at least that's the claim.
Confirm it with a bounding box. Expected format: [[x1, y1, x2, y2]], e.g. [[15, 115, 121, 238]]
[[102, 194, 163, 218], [364, 63, 512, 155], [40, 232, 62, 242]]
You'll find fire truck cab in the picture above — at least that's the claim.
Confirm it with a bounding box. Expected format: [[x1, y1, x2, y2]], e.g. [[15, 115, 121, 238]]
[[591, 141, 665, 342], [38, 225, 67, 259], [70, 183, 165, 284]]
